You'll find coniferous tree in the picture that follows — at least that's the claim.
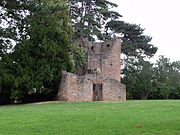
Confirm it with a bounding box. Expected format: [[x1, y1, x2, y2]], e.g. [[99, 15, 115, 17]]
[[0, 0, 84, 103], [69, 0, 122, 41], [69, 0, 157, 58]]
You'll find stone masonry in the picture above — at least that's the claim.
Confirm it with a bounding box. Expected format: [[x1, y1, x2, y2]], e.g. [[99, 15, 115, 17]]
[[58, 38, 126, 101]]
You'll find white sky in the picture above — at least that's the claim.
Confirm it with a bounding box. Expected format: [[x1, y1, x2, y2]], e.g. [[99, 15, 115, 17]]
[[109, 0, 180, 61]]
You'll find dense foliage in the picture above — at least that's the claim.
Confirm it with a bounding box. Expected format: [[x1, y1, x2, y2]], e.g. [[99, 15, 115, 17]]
[[0, 0, 85, 104], [123, 56, 180, 99], [69, 0, 121, 41]]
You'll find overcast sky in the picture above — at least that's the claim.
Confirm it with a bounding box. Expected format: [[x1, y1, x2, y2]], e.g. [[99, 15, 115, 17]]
[[109, 0, 180, 61]]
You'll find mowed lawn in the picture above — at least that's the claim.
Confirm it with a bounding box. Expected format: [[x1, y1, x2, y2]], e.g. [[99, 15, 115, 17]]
[[0, 100, 180, 135]]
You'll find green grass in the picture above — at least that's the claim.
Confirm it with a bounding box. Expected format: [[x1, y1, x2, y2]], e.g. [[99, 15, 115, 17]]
[[0, 100, 180, 135]]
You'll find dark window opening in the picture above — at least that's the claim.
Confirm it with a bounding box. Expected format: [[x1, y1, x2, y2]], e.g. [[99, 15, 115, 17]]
[[91, 45, 94, 51], [87, 69, 93, 74], [106, 44, 110, 48]]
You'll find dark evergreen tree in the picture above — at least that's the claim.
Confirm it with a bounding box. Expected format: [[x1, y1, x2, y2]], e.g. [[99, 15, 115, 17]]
[[69, 0, 157, 58], [69, 0, 122, 41], [106, 21, 157, 57], [0, 0, 84, 103]]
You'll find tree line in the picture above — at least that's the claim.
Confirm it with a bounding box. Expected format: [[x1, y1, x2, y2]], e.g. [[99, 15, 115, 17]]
[[0, 0, 179, 104]]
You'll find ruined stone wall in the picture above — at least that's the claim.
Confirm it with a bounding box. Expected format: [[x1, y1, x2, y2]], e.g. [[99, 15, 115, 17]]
[[103, 79, 126, 101], [58, 71, 126, 102], [87, 38, 121, 81], [58, 71, 69, 101], [58, 38, 126, 102], [58, 71, 93, 101], [87, 42, 102, 73], [101, 39, 121, 81]]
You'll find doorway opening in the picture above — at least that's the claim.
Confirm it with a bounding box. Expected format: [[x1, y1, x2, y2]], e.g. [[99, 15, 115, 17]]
[[93, 84, 103, 101]]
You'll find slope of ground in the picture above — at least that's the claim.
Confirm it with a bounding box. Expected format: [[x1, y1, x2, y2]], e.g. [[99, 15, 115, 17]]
[[0, 100, 180, 135]]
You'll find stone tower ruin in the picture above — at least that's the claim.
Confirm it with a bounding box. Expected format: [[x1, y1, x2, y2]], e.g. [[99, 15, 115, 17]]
[[58, 38, 126, 101]]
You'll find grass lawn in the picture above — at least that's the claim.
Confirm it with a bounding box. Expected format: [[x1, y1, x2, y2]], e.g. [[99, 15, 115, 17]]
[[0, 100, 180, 135]]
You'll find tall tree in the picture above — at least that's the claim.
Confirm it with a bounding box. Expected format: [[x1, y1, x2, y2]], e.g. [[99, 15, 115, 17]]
[[106, 21, 157, 57], [0, 0, 83, 103], [153, 56, 180, 99], [69, 0, 157, 58], [169, 61, 180, 99], [69, 0, 122, 41], [0, 0, 29, 56], [0, 0, 28, 104], [122, 58, 155, 99]]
